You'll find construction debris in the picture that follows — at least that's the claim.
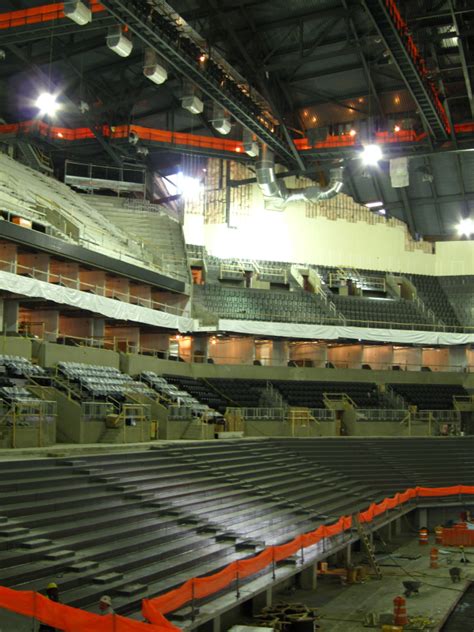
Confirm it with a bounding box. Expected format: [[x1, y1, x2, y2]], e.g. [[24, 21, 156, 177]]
[[254, 602, 320, 631]]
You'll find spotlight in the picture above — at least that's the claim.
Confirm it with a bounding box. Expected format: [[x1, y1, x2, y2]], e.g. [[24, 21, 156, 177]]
[[35, 92, 60, 117], [394, 124, 401, 133], [211, 104, 231, 134], [199, 54, 207, 63], [181, 95, 204, 114], [457, 217, 474, 237], [106, 25, 133, 58], [143, 48, 167, 85], [64, 0, 91, 25], [361, 143, 383, 166], [243, 129, 258, 157], [349, 128, 357, 137]]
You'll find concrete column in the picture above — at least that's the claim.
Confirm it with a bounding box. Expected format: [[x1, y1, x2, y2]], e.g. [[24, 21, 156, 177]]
[[345, 543, 352, 567], [418, 508, 428, 529], [212, 614, 221, 632], [3, 300, 19, 334], [251, 586, 272, 614], [92, 318, 105, 342], [394, 517, 402, 536], [272, 340, 289, 367], [299, 562, 318, 590]]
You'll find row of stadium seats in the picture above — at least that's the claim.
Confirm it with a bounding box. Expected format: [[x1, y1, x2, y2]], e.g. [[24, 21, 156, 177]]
[[330, 295, 433, 329], [0, 438, 472, 616], [408, 274, 460, 326], [140, 372, 221, 419], [439, 276, 474, 327], [193, 285, 336, 324], [0, 355, 45, 378], [57, 363, 154, 400], [389, 383, 467, 410]]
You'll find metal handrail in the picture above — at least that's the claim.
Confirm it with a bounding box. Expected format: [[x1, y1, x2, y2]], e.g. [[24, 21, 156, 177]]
[[0, 256, 185, 316]]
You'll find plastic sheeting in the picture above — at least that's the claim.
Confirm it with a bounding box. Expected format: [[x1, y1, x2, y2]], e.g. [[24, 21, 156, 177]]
[[0, 270, 193, 333], [216, 318, 474, 346]]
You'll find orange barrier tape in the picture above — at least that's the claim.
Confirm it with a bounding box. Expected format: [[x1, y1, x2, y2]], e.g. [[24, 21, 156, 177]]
[[0, 585, 170, 631], [0, 1, 105, 29], [143, 486, 474, 626]]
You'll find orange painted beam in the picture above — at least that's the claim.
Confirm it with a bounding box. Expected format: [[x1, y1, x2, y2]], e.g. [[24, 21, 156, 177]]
[[0, 1, 105, 30], [0, 119, 472, 154]]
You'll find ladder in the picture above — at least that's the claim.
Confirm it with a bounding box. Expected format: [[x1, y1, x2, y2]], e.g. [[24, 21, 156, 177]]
[[353, 514, 382, 579]]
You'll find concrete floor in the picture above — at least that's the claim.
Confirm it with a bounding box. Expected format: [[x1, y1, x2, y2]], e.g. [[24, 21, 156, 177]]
[[274, 536, 471, 631]]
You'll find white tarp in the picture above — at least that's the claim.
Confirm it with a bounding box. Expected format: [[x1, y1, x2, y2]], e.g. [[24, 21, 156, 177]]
[[0, 270, 193, 332], [216, 318, 474, 346], [2, 269, 473, 345]]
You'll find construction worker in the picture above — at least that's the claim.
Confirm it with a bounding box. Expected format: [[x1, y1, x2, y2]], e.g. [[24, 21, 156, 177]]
[[99, 594, 114, 615], [39, 582, 60, 632]]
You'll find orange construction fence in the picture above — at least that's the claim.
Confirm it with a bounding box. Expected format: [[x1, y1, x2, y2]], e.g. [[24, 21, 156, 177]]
[[0, 585, 173, 631], [440, 523, 474, 546], [1, 484, 474, 630]]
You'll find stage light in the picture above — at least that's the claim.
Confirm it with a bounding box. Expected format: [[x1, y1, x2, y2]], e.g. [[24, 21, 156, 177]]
[[457, 217, 474, 237], [64, 0, 91, 25], [181, 95, 204, 114], [143, 49, 167, 85], [35, 92, 60, 117], [106, 25, 133, 57], [361, 143, 383, 165]]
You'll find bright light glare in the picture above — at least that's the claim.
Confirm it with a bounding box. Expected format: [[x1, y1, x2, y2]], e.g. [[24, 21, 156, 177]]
[[361, 143, 383, 165], [173, 173, 203, 200], [35, 92, 60, 117], [457, 217, 474, 237], [365, 201, 383, 208]]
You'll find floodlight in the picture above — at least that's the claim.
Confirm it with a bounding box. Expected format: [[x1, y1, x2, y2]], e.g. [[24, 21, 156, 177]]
[[361, 143, 383, 165], [64, 0, 92, 25], [143, 49, 167, 85], [243, 129, 259, 157], [457, 217, 474, 237], [181, 96, 204, 114], [106, 26, 133, 58], [35, 92, 60, 117], [212, 118, 231, 135]]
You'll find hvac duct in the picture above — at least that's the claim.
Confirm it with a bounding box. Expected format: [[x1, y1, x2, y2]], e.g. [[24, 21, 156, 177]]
[[256, 145, 343, 203]]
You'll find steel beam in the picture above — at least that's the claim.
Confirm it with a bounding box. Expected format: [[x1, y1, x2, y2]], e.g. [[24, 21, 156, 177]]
[[100, 0, 298, 166]]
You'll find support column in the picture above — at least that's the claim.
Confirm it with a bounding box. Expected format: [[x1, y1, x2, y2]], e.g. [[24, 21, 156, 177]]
[[212, 614, 221, 632], [3, 300, 19, 335], [92, 318, 105, 345], [345, 543, 352, 567], [251, 586, 272, 615], [418, 508, 428, 529], [394, 516, 402, 536], [299, 562, 318, 590]]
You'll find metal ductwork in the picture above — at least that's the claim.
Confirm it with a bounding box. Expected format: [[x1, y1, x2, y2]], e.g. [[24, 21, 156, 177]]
[[256, 145, 344, 203]]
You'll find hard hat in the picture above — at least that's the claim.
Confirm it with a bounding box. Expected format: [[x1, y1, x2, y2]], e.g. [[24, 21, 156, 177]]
[[47, 582, 58, 590], [100, 595, 112, 606]]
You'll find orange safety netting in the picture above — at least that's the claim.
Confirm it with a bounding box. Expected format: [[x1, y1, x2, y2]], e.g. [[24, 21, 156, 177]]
[[2, 485, 474, 630], [143, 485, 474, 625], [0, 585, 170, 631]]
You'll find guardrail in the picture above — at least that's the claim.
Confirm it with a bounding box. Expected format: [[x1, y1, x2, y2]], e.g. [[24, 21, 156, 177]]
[[81, 401, 114, 421], [0, 256, 186, 316], [0, 400, 57, 448], [355, 409, 408, 422]]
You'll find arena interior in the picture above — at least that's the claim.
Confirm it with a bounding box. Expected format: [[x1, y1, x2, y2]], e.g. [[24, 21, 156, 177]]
[[1, 1, 474, 630]]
